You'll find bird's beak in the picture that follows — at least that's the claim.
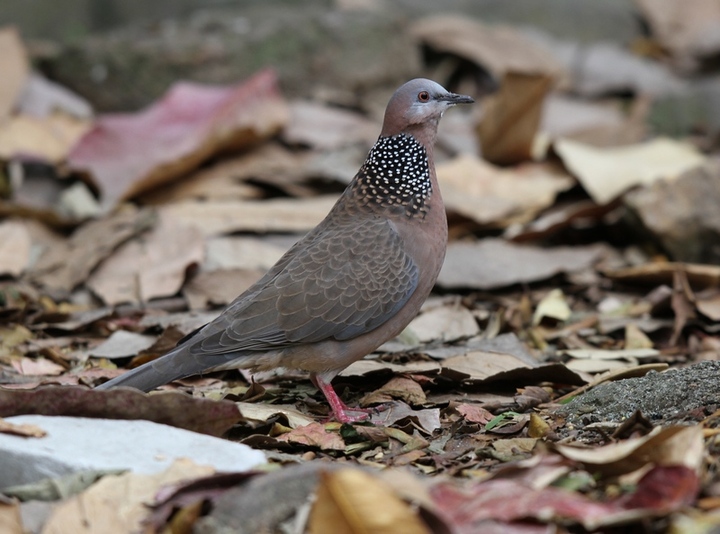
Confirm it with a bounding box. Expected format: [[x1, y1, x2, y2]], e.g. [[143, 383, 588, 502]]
[[441, 92, 475, 105]]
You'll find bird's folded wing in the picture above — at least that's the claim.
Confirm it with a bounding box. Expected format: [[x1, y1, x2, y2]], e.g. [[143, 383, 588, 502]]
[[187, 217, 419, 356]]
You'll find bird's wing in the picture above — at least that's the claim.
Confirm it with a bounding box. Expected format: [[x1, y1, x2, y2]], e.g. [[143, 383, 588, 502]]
[[187, 217, 419, 357]]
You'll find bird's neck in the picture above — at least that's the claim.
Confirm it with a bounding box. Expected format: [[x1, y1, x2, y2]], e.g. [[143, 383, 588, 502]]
[[350, 133, 436, 219]]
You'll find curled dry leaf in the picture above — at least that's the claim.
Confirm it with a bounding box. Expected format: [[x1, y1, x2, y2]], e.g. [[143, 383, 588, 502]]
[[438, 239, 607, 290], [437, 155, 573, 227], [68, 69, 288, 212], [43, 459, 213, 534], [555, 137, 706, 205], [0, 416, 46, 438], [478, 71, 554, 165], [158, 196, 336, 237], [309, 468, 432, 534], [553, 425, 704, 476], [0, 220, 31, 277], [0, 27, 29, 120], [86, 216, 204, 305], [410, 15, 564, 80], [636, 0, 720, 59], [275, 422, 346, 451]]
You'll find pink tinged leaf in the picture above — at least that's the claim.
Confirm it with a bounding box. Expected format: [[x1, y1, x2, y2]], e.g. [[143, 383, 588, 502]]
[[68, 69, 288, 212]]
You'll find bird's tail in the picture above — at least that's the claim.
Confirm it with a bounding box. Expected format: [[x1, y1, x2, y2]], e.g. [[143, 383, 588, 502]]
[[94, 346, 191, 392]]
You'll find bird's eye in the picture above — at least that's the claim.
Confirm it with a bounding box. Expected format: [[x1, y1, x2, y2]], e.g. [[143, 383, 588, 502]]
[[418, 91, 430, 102]]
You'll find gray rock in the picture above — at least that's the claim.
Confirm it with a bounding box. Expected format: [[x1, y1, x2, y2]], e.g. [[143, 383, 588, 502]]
[[0, 415, 266, 489], [558, 360, 720, 430]]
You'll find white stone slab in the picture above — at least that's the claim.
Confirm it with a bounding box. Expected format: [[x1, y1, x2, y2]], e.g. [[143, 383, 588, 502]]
[[0, 415, 266, 489]]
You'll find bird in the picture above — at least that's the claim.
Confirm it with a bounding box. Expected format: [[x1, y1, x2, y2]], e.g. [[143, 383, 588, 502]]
[[96, 78, 474, 423]]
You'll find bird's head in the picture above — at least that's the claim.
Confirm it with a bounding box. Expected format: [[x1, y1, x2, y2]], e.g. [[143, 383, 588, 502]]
[[380, 78, 474, 141]]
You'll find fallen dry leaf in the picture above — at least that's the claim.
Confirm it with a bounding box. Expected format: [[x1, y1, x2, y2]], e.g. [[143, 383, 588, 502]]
[[0, 386, 242, 437], [636, 0, 720, 59], [0, 220, 31, 277], [478, 71, 554, 165], [0, 501, 23, 534], [282, 100, 378, 150], [408, 303, 479, 343], [88, 330, 158, 359], [0, 27, 29, 120], [42, 458, 213, 533], [158, 196, 337, 237], [410, 15, 564, 79], [31, 206, 156, 292], [235, 402, 315, 429], [0, 416, 46, 438], [0, 112, 90, 164], [86, 216, 204, 305], [438, 239, 607, 290], [68, 69, 288, 211], [456, 403, 494, 424], [184, 268, 264, 309], [10, 357, 65, 377], [555, 137, 706, 205], [553, 425, 704, 476], [309, 468, 431, 534], [533, 289, 571, 325], [276, 422, 346, 450], [603, 262, 720, 291], [361, 376, 427, 407], [437, 155, 573, 227]]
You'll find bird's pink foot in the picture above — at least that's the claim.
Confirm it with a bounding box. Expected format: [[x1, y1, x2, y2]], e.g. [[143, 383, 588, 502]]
[[312, 375, 386, 423]]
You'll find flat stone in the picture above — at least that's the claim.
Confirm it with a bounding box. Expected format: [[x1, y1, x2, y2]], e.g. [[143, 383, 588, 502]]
[[0, 415, 266, 489]]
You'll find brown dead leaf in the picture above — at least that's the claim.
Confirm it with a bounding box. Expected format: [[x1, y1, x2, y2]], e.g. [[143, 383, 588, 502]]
[[479, 71, 554, 165], [697, 292, 720, 321], [604, 262, 720, 291], [437, 155, 573, 227], [282, 100, 378, 150], [554, 425, 704, 476], [361, 377, 427, 407], [410, 15, 564, 79], [31, 206, 156, 292], [0, 112, 91, 163], [276, 422, 345, 450], [0, 27, 29, 120], [10, 357, 65, 376], [184, 268, 264, 309], [408, 303, 479, 343], [0, 386, 242, 437], [43, 458, 213, 533], [456, 403, 494, 424], [0, 501, 23, 534], [0, 220, 31, 277], [636, 0, 720, 59], [159, 196, 336, 237], [309, 468, 431, 534], [235, 402, 315, 428], [555, 137, 706, 205], [533, 289, 571, 325], [68, 69, 288, 212], [370, 401, 441, 434], [545, 95, 649, 148], [0, 416, 46, 437], [438, 239, 607, 290], [88, 330, 157, 359], [505, 199, 616, 242], [86, 216, 204, 305]]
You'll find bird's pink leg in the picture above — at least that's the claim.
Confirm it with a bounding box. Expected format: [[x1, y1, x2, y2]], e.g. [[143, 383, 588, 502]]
[[311, 374, 376, 423]]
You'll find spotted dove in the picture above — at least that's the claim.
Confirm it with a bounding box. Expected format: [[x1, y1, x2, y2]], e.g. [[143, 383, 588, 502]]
[[96, 79, 474, 422]]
